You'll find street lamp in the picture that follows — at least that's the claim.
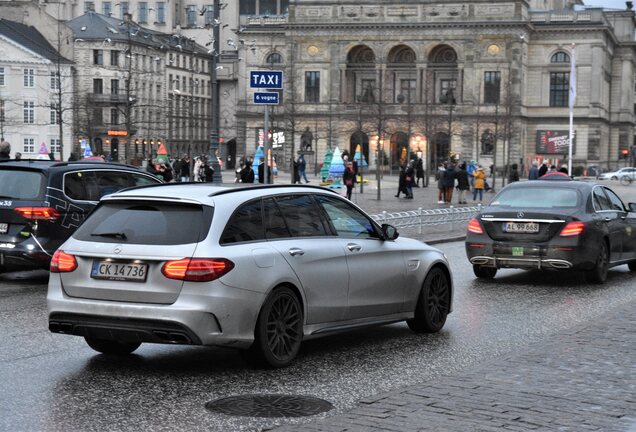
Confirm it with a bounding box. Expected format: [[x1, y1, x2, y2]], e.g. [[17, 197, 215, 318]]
[[440, 87, 456, 166], [208, 0, 222, 183]]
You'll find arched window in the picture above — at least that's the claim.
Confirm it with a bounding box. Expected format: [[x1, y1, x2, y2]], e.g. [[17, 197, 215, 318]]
[[266, 52, 283, 64], [551, 51, 570, 63]]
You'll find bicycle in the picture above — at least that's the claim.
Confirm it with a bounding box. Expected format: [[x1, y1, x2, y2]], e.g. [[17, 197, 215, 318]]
[[620, 171, 636, 185]]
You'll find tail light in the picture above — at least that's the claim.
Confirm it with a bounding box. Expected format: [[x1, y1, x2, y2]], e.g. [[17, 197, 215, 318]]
[[162, 258, 235, 282], [560, 221, 585, 237], [467, 218, 484, 234], [50, 250, 78, 273], [14, 207, 59, 221]]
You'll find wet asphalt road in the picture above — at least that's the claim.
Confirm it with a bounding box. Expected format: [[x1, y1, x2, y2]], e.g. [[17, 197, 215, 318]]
[[0, 242, 634, 432]]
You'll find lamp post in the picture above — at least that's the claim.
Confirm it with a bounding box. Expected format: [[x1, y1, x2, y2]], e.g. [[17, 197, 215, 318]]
[[208, 0, 222, 183], [440, 87, 456, 164]]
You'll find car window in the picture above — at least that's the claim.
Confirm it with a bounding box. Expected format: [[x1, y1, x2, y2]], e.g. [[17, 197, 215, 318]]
[[603, 187, 626, 211], [64, 171, 100, 201], [316, 195, 380, 239], [132, 173, 161, 187], [0, 169, 45, 200], [73, 201, 211, 245], [275, 194, 328, 237], [491, 186, 579, 208], [220, 199, 264, 244], [263, 198, 291, 239], [96, 171, 133, 198], [592, 187, 611, 211]]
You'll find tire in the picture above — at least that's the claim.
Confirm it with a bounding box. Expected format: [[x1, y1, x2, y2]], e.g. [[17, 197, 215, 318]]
[[247, 287, 303, 368], [407, 267, 451, 333], [620, 176, 632, 186], [473, 264, 497, 279], [628, 261, 636, 271], [585, 240, 609, 284], [84, 337, 141, 355]]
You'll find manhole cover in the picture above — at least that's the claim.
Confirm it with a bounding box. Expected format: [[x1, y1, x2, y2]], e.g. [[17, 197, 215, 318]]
[[205, 394, 333, 418]]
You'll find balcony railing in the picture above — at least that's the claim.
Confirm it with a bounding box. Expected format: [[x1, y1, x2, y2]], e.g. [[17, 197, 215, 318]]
[[88, 93, 134, 104]]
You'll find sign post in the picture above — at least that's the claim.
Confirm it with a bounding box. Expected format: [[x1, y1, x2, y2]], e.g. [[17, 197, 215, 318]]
[[250, 71, 283, 184]]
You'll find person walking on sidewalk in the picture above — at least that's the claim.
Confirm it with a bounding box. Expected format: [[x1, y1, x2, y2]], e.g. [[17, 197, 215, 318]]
[[415, 156, 424, 187], [442, 163, 457, 204], [298, 154, 310, 183], [456, 162, 470, 204], [343, 161, 356, 200], [473, 165, 486, 202], [508, 163, 520, 183], [396, 165, 408, 198], [528, 160, 539, 180], [436, 164, 446, 204], [404, 160, 415, 199]]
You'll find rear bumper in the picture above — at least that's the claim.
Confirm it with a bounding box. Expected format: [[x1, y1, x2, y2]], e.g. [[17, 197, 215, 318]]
[[466, 237, 596, 270], [47, 274, 265, 349], [0, 238, 52, 271]]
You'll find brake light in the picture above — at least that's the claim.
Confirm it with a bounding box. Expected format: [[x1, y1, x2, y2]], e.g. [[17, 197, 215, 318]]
[[560, 221, 586, 237], [161, 258, 235, 282], [14, 207, 59, 221], [467, 218, 484, 234], [50, 250, 78, 273]]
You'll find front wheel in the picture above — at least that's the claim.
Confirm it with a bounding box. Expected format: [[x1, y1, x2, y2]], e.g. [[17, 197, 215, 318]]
[[473, 264, 497, 279], [628, 261, 636, 271], [84, 337, 141, 355], [247, 287, 303, 368], [407, 267, 451, 333], [585, 240, 609, 284]]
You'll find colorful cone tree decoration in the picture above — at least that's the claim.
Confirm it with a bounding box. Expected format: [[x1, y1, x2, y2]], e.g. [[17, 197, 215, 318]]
[[37, 142, 50, 160], [354, 144, 368, 168], [328, 146, 345, 188], [320, 148, 333, 182]]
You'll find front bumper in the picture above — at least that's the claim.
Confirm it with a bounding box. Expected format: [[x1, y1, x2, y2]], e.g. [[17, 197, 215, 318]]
[[47, 274, 265, 349]]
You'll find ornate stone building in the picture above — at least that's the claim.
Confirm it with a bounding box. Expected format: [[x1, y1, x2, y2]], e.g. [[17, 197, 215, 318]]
[[236, 0, 636, 175]]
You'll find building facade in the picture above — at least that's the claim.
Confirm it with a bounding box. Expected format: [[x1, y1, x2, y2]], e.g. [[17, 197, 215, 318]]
[[0, 18, 73, 161], [235, 0, 636, 176]]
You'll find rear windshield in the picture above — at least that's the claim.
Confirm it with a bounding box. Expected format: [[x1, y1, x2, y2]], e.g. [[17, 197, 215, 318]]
[[491, 187, 579, 208], [0, 169, 44, 200], [73, 201, 213, 245]]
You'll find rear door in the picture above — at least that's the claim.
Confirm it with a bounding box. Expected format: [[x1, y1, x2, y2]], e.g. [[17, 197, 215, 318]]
[[0, 166, 48, 247], [603, 187, 635, 261], [60, 200, 211, 304], [592, 187, 623, 262]]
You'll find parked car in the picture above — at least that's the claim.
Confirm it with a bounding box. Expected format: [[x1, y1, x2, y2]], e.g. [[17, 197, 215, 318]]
[[465, 179, 636, 283], [0, 160, 162, 272], [47, 184, 453, 367], [598, 167, 636, 181]]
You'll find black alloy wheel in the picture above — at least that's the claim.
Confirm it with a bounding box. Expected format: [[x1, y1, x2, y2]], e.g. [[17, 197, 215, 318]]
[[84, 337, 141, 355], [585, 240, 609, 284], [408, 267, 450, 333], [249, 287, 303, 368], [473, 264, 497, 279], [628, 261, 636, 271]]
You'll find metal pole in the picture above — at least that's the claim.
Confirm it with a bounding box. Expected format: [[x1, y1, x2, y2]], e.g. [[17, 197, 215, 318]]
[[208, 0, 222, 183], [264, 106, 270, 183]]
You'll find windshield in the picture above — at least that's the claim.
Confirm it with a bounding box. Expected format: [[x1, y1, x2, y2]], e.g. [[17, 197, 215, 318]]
[[0, 169, 45, 200], [491, 187, 580, 208], [73, 201, 213, 245]]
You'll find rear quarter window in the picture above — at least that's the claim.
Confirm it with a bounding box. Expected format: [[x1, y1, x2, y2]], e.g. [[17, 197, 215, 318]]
[[73, 201, 213, 245], [0, 169, 45, 200]]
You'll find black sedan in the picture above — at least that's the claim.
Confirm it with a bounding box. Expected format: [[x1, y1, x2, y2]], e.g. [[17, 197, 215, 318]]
[[465, 180, 636, 283]]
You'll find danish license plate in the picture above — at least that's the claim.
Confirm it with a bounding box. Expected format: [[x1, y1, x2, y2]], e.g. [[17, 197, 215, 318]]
[[503, 222, 539, 233], [91, 261, 148, 282], [0, 223, 7, 234]]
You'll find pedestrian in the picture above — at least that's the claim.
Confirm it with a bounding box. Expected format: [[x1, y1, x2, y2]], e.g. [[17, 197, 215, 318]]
[[473, 165, 486, 202], [14, 152, 22, 161], [508, 163, 520, 183], [172, 157, 183, 181], [404, 160, 415, 199], [180, 155, 191, 182], [528, 161, 539, 180], [203, 158, 214, 182], [258, 157, 272, 184], [396, 165, 408, 198], [298, 154, 309, 183], [343, 161, 356, 200], [538, 160, 549, 177], [558, 165, 568, 175], [292, 157, 301, 184], [456, 162, 470, 204], [193, 157, 203, 182], [466, 160, 477, 188], [442, 163, 457, 204], [146, 159, 160, 177], [0, 140, 11, 161], [415, 156, 424, 187], [436, 164, 446, 204]]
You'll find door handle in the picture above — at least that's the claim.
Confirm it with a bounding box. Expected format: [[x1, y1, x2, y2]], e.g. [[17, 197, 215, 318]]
[[604, 217, 612, 222], [288, 248, 304, 257], [347, 243, 362, 252]]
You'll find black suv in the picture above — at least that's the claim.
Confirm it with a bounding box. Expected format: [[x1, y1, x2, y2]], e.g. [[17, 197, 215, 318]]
[[0, 160, 162, 272]]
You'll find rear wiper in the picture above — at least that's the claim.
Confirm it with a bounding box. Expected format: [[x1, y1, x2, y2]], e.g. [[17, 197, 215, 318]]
[[91, 232, 127, 240]]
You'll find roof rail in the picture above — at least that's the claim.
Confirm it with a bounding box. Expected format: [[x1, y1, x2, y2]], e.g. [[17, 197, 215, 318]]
[[207, 183, 339, 197]]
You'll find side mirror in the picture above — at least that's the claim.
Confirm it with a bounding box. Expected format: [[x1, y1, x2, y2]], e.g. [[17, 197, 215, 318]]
[[629, 202, 636, 212], [381, 224, 399, 240]]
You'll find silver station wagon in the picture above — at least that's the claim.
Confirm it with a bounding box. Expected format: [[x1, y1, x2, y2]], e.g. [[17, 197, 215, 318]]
[[48, 184, 453, 367]]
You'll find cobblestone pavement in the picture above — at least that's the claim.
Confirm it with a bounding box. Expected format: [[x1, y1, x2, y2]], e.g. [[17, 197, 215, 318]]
[[272, 300, 636, 432]]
